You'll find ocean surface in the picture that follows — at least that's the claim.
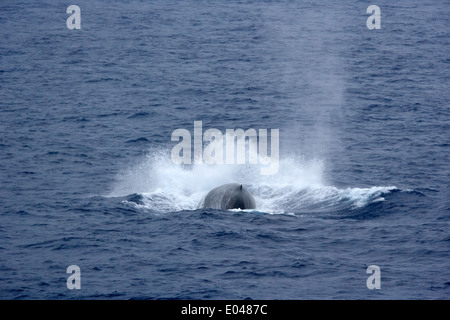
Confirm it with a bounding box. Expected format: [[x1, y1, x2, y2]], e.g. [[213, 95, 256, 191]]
[[0, 0, 449, 299]]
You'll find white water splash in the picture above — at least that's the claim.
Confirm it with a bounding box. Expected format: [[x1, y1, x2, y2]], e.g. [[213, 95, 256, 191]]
[[108, 148, 396, 214]]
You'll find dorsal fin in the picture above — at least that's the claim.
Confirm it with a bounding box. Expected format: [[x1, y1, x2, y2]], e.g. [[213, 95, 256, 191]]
[[240, 185, 243, 190]]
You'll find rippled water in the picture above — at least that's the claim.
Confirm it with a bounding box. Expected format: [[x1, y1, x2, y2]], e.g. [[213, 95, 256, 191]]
[[0, 0, 449, 299]]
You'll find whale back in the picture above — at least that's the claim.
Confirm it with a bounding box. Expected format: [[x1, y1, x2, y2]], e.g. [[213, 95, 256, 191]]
[[202, 183, 256, 210]]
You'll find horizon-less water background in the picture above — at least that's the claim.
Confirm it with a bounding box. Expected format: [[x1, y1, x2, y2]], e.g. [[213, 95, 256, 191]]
[[0, 0, 449, 299]]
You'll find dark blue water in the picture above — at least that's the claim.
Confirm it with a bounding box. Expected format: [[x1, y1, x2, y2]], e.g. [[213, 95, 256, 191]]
[[1, 0, 449, 299]]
